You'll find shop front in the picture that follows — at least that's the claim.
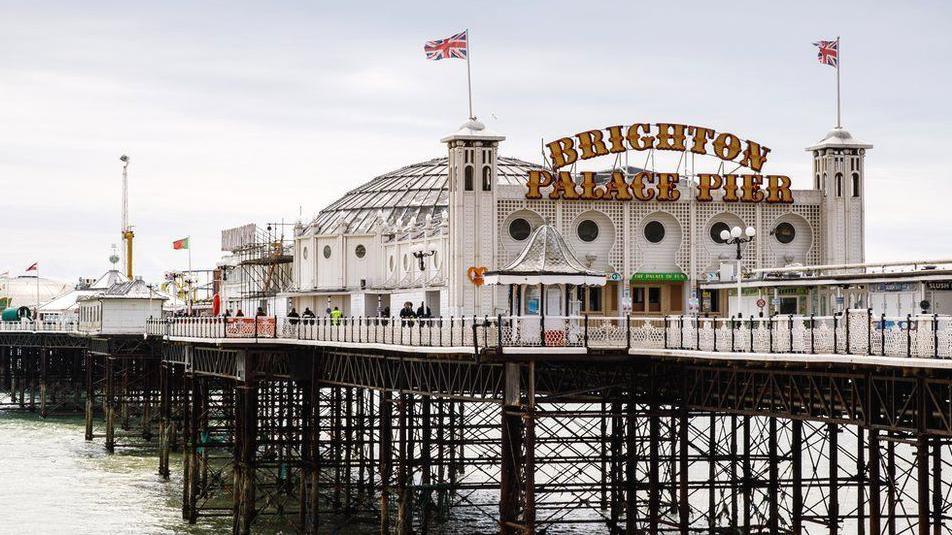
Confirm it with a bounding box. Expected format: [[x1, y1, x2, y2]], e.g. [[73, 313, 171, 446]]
[[629, 272, 686, 316]]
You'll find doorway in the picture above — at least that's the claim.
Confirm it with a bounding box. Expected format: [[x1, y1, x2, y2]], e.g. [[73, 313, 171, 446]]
[[779, 296, 798, 315]]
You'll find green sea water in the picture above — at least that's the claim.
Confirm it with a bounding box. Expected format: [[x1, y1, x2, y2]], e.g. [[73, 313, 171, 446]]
[[0, 411, 230, 535]]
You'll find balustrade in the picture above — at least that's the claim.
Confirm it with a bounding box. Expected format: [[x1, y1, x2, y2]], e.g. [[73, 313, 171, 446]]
[[142, 310, 952, 359]]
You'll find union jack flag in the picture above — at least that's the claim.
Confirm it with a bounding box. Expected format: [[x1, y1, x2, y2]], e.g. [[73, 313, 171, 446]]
[[813, 39, 838, 68], [424, 31, 468, 61]]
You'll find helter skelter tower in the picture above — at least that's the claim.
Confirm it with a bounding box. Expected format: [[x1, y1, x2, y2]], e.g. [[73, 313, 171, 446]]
[[443, 119, 505, 316], [119, 154, 134, 278]]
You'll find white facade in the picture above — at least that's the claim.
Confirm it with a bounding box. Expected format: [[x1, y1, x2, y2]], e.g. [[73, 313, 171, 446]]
[[77, 278, 166, 335], [286, 120, 870, 319]]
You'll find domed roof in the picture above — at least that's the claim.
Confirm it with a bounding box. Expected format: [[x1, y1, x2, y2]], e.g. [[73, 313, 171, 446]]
[[306, 156, 542, 235], [806, 126, 872, 150], [0, 275, 71, 309]]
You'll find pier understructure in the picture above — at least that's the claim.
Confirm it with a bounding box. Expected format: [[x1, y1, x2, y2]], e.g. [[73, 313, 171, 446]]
[[2, 312, 952, 534]]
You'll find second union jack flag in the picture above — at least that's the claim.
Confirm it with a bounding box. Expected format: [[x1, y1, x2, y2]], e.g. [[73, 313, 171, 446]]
[[424, 31, 468, 61], [813, 40, 838, 68]]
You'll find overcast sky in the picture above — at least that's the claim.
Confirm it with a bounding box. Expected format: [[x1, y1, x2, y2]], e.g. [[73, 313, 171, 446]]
[[2, 1, 951, 283]]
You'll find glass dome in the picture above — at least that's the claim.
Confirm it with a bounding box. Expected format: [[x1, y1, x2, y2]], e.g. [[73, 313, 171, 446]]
[[305, 156, 541, 236]]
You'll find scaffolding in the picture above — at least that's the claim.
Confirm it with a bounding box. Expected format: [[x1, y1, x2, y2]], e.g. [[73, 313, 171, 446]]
[[221, 223, 293, 313]]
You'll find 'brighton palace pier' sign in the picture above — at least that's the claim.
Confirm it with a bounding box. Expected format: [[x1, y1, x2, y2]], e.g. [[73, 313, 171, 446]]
[[526, 123, 793, 204]]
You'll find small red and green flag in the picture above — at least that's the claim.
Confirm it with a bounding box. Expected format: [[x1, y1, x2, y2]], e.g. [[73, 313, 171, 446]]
[[172, 237, 189, 250]]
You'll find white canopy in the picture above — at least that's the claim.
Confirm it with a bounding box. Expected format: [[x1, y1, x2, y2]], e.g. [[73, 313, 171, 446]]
[[484, 224, 606, 286]]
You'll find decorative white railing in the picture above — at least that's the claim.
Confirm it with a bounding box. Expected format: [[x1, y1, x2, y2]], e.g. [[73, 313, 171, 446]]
[[0, 319, 78, 333], [146, 310, 952, 359]]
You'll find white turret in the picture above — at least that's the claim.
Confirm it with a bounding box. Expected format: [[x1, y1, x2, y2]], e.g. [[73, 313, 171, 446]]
[[807, 127, 872, 267], [442, 119, 505, 316]]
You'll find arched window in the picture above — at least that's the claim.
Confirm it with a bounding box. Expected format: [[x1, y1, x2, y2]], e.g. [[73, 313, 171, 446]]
[[835, 173, 843, 197], [464, 166, 474, 191], [481, 166, 492, 191], [852, 173, 860, 197]]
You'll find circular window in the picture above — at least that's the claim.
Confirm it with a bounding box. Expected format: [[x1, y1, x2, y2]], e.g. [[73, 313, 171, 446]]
[[322, 245, 331, 259], [432, 250, 440, 269], [403, 254, 410, 270], [774, 222, 796, 244], [388, 255, 395, 271], [355, 244, 366, 258], [302, 247, 308, 260], [710, 222, 731, 244], [508, 218, 531, 241], [643, 221, 665, 243], [576, 220, 599, 242]]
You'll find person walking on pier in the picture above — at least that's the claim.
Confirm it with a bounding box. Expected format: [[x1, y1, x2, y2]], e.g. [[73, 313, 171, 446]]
[[288, 307, 300, 325], [330, 306, 342, 325], [400, 301, 416, 327], [302, 307, 315, 325]]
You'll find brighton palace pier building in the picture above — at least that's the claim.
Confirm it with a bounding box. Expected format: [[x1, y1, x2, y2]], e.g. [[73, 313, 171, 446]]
[[286, 120, 871, 319]]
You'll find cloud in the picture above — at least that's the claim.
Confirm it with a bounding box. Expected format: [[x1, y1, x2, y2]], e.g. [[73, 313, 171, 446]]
[[2, 1, 952, 281]]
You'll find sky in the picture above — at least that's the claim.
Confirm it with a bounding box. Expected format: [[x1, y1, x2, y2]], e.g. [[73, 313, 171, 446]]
[[2, 1, 951, 283]]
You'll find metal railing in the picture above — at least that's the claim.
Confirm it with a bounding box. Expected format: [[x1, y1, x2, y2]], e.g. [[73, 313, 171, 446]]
[[0, 319, 78, 333], [147, 309, 952, 359]]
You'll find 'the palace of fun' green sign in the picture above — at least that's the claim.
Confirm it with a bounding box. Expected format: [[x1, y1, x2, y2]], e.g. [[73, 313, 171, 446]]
[[629, 272, 688, 283]]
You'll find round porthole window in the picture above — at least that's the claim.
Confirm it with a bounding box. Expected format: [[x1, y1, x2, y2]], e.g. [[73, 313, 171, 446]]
[[403, 254, 410, 270], [774, 222, 796, 244], [355, 244, 366, 258], [576, 220, 599, 242], [323, 245, 331, 259], [710, 222, 731, 244], [302, 247, 308, 260], [508, 218, 531, 241], [643, 221, 665, 243]]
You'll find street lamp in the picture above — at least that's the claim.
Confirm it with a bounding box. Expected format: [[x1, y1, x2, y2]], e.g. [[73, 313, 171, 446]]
[[720, 225, 756, 317], [411, 244, 435, 272]]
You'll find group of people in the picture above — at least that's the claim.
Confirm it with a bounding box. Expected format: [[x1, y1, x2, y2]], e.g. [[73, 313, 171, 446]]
[[219, 306, 267, 318], [287, 307, 318, 325], [399, 301, 432, 325], [284, 301, 434, 327]]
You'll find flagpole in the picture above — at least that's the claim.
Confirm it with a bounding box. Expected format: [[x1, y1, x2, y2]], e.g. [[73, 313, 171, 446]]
[[836, 36, 841, 128], [466, 29, 474, 120], [187, 237, 192, 313], [35, 264, 39, 320]]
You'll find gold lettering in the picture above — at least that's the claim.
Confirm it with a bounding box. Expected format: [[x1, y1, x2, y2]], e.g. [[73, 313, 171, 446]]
[[722, 174, 740, 202], [687, 126, 715, 155], [549, 171, 579, 200], [580, 171, 605, 200], [603, 170, 632, 200], [713, 132, 742, 161], [656, 173, 680, 201], [740, 140, 771, 172], [766, 175, 793, 203], [576, 129, 610, 160], [654, 124, 687, 151], [740, 174, 764, 202], [547, 137, 578, 169], [695, 173, 722, 202], [630, 171, 656, 201], [526, 170, 552, 199], [626, 123, 654, 151], [605, 125, 627, 154]]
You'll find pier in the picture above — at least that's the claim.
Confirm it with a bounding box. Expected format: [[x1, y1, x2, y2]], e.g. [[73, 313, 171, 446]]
[[2, 312, 951, 533]]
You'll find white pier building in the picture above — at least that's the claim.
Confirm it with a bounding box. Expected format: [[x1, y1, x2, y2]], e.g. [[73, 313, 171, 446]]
[[284, 118, 880, 320]]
